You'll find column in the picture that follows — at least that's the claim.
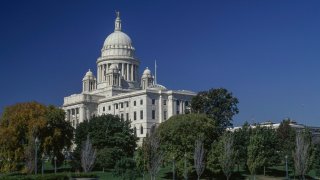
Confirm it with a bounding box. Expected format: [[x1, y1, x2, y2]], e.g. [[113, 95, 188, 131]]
[[127, 63, 130, 81], [122, 63, 124, 78], [131, 64, 134, 81], [159, 95, 163, 123], [168, 96, 173, 118]]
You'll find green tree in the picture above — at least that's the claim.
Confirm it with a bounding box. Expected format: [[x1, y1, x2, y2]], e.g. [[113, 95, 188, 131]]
[[73, 114, 138, 170], [247, 126, 277, 179], [156, 114, 217, 177], [233, 121, 251, 171], [0, 102, 73, 173], [276, 119, 296, 171], [313, 143, 320, 178], [191, 88, 239, 133], [43, 105, 74, 167]]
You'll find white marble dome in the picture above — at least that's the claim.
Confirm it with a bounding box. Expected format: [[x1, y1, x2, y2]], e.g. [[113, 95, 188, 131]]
[[101, 14, 135, 58], [104, 31, 133, 48]]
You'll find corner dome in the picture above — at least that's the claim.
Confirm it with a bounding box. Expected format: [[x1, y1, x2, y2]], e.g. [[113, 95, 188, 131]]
[[143, 67, 151, 75], [83, 69, 95, 80]]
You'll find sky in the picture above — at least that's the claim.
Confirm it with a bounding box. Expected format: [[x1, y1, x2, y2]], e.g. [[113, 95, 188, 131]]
[[0, 0, 320, 126]]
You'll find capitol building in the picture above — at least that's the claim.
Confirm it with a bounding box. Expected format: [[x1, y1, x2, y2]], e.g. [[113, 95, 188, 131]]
[[63, 12, 195, 143]]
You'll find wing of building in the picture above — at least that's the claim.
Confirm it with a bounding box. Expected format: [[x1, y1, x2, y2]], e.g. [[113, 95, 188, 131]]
[[62, 12, 196, 144]]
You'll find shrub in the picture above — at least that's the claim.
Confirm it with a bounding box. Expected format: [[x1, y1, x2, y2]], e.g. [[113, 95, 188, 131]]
[[114, 158, 139, 180]]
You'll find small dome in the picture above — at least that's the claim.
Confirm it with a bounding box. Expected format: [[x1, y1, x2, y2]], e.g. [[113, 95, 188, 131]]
[[142, 67, 152, 78], [83, 69, 95, 80], [143, 67, 151, 75], [85, 69, 93, 77]]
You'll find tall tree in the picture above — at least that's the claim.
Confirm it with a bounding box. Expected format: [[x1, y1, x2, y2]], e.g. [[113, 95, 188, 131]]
[[0, 102, 73, 173], [233, 121, 251, 171], [247, 127, 266, 180], [194, 138, 205, 180], [293, 131, 312, 180], [191, 88, 239, 133], [276, 119, 296, 171], [81, 136, 96, 173], [219, 132, 237, 180], [156, 114, 217, 177], [143, 133, 163, 180], [73, 114, 137, 170]]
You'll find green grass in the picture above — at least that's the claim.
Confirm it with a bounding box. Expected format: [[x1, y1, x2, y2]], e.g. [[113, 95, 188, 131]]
[[1, 164, 318, 180]]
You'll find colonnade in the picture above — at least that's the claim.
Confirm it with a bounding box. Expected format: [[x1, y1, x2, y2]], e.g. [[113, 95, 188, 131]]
[[97, 63, 138, 83]]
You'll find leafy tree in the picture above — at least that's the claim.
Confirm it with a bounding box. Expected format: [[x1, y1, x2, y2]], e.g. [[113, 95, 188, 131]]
[[233, 121, 251, 171], [43, 105, 74, 167], [276, 119, 296, 170], [313, 143, 320, 178], [73, 114, 137, 170], [0, 102, 73, 173], [156, 114, 217, 177], [247, 126, 277, 179], [191, 88, 239, 133]]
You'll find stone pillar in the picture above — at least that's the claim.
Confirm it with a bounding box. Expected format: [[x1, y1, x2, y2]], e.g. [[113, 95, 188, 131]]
[[122, 63, 124, 78], [127, 63, 130, 81], [168, 96, 173, 117], [159, 95, 163, 123], [131, 64, 134, 81]]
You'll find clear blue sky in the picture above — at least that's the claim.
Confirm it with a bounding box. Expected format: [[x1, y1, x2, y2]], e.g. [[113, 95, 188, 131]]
[[1, 0, 320, 126]]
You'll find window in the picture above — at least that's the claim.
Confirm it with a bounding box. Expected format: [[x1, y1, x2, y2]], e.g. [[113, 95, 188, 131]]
[[185, 101, 189, 107], [121, 103, 123, 108], [152, 110, 155, 119], [126, 113, 129, 121], [126, 102, 129, 107], [115, 104, 118, 109], [140, 125, 143, 134], [134, 127, 137, 135], [76, 108, 79, 114], [103, 107, 105, 111], [152, 99, 155, 105], [121, 114, 124, 120], [134, 101, 136, 106], [163, 100, 167, 105], [176, 100, 180, 106], [164, 111, 167, 120], [140, 110, 143, 120], [134, 112, 137, 120], [71, 109, 75, 115], [140, 99, 143, 105], [108, 106, 111, 110]]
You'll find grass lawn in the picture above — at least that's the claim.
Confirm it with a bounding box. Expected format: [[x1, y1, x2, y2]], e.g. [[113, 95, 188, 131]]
[[3, 163, 318, 180]]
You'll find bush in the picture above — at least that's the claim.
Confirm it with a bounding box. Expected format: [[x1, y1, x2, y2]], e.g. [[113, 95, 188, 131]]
[[0, 174, 69, 180]]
